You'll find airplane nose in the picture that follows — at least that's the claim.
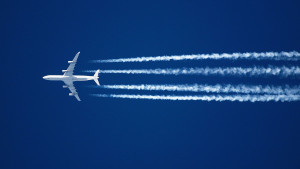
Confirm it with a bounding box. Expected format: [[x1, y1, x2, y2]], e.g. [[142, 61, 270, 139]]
[[43, 76, 46, 79]]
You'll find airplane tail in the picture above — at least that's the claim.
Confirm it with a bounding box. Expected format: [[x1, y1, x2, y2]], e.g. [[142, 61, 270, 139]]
[[93, 69, 100, 86]]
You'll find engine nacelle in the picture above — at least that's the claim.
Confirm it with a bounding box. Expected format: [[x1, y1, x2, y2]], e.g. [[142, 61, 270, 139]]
[[62, 70, 68, 73], [68, 61, 73, 63], [63, 85, 68, 88], [69, 92, 77, 96]]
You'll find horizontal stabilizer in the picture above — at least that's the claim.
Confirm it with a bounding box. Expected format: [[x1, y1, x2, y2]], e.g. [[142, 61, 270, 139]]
[[94, 69, 100, 86]]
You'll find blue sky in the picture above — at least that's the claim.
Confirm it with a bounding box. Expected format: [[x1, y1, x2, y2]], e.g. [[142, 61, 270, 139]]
[[1, 0, 300, 168]]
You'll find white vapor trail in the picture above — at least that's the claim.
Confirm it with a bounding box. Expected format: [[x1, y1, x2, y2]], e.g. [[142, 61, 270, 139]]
[[84, 66, 300, 77], [91, 94, 300, 102], [92, 51, 300, 63], [95, 84, 300, 95]]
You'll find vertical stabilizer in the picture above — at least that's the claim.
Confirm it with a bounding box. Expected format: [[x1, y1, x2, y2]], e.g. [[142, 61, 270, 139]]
[[93, 69, 100, 86]]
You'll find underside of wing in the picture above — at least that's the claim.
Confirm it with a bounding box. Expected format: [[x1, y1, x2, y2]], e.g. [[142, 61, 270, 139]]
[[64, 52, 80, 76], [64, 81, 81, 101], [74, 94, 81, 101]]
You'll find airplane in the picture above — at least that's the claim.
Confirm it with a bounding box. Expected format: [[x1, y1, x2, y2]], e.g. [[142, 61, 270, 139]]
[[43, 52, 100, 101]]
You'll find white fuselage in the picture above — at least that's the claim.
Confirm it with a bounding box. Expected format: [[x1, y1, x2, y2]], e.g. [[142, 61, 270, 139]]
[[43, 51, 99, 101], [43, 75, 95, 83]]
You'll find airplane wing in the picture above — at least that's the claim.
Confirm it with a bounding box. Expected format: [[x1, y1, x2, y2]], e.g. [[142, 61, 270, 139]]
[[64, 52, 80, 76], [64, 81, 81, 101]]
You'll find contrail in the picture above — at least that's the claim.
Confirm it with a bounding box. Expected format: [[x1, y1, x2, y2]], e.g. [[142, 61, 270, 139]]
[[84, 66, 300, 77], [92, 51, 300, 63], [93, 84, 300, 95], [91, 94, 300, 102]]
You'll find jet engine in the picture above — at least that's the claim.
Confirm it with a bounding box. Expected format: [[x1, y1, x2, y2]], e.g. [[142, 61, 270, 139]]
[[69, 92, 77, 96], [62, 70, 68, 73], [68, 61, 73, 63], [63, 85, 68, 88]]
